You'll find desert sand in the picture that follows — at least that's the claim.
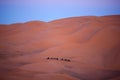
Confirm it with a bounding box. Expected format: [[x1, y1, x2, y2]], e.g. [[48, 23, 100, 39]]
[[0, 15, 120, 80]]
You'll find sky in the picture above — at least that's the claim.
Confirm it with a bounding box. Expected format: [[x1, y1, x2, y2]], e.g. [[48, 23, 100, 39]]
[[0, 0, 120, 24]]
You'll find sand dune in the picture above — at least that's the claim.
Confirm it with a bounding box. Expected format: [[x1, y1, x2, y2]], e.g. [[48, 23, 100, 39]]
[[0, 15, 120, 80]]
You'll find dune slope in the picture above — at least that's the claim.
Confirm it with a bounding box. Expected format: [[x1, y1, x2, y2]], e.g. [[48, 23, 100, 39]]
[[0, 15, 120, 80]]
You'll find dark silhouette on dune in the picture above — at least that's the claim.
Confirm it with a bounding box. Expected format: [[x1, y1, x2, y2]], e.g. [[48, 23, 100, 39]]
[[46, 57, 71, 62], [46, 57, 50, 60]]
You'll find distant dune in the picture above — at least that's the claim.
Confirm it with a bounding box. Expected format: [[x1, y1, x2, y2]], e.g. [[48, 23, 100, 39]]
[[0, 15, 120, 80]]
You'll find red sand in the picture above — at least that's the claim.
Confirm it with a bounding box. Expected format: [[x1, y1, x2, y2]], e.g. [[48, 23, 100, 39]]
[[0, 15, 120, 80]]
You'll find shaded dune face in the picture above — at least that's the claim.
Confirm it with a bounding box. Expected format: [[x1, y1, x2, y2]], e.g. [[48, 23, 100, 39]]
[[0, 15, 120, 80]]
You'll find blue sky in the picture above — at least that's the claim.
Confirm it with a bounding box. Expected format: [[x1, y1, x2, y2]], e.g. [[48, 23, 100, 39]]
[[0, 0, 120, 24]]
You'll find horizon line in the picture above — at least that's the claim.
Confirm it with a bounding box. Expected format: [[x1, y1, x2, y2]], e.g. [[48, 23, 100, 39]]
[[0, 14, 120, 25]]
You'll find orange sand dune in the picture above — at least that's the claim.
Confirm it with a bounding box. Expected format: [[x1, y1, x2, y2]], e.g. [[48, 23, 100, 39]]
[[0, 15, 120, 80]]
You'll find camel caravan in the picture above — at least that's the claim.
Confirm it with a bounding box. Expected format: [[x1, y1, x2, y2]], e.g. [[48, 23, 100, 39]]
[[46, 57, 71, 62]]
